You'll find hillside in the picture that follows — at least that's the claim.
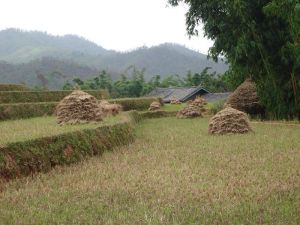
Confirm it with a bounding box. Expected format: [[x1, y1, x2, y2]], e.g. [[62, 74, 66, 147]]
[[0, 58, 99, 89], [0, 29, 228, 89], [0, 28, 113, 63]]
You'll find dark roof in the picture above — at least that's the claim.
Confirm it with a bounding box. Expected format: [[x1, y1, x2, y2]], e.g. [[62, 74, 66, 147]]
[[146, 86, 209, 102], [202, 92, 232, 102]]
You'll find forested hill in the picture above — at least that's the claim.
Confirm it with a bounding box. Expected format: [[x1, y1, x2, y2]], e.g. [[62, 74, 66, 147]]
[[0, 29, 228, 89]]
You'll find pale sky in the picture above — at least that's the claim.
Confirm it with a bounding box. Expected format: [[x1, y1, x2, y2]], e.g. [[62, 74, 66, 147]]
[[0, 0, 213, 53]]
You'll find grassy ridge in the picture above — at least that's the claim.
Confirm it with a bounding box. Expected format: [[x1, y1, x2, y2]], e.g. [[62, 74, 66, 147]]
[[0, 84, 30, 92], [0, 118, 299, 224], [0, 112, 139, 180], [0, 90, 109, 104], [0, 102, 57, 120], [109, 97, 164, 111], [0, 97, 163, 121]]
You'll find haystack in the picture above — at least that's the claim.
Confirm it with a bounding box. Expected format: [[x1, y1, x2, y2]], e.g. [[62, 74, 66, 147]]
[[56, 90, 103, 124], [226, 79, 263, 115], [170, 98, 181, 104], [177, 104, 202, 119], [148, 101, 161, 111], [99, 100, 122, 117], [208, 107, 252, 135], [191, 96, 207, 107]]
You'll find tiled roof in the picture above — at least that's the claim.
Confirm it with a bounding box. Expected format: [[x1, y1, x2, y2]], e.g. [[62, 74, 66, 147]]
[[202, 92, 232, 102], [147, 86, 209, 102]]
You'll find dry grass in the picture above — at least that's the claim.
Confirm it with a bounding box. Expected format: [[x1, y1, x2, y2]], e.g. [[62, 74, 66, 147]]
[[0, 117, 299, 224], [0, 115, 123, 145]]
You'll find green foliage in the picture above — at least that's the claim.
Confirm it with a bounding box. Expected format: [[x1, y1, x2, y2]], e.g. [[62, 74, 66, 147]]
[[0, 90, 109, 104], [169, 0, 300, 119]]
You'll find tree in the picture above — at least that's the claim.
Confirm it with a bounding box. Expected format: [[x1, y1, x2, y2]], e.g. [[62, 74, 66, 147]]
[[168, 0, 300, 119]]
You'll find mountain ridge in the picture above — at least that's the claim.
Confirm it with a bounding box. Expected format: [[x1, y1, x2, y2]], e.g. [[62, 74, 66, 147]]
[[0, 28, 228, 89]]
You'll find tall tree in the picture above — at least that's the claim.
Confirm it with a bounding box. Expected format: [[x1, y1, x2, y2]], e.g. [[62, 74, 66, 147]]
[[169, 0, 300, 119]]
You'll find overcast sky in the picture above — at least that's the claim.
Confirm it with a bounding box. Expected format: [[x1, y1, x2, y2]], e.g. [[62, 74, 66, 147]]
[[1, 0, 213, 53]]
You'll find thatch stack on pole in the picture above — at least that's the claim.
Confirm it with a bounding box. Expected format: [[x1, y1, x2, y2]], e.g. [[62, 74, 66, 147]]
[[226, 79, 263, 115]]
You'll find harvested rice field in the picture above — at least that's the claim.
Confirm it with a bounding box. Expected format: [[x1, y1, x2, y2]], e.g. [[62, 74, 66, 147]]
[[0, 117, 300, 224]]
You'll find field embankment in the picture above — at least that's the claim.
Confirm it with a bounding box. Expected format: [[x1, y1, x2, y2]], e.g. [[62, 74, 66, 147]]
[[0, 97, 162, 120], [0, 111, 143, 181]]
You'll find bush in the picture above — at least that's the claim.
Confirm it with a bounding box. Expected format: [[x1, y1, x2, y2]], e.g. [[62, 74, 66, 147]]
[[0, 90, 109, 104], [0, 84, 30, 92]]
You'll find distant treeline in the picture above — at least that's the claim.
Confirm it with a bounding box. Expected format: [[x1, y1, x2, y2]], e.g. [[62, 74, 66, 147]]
[[62, 66, 231, 98]]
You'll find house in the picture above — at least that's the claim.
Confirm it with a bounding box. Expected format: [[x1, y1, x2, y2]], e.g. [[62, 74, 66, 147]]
[[147, 85, 231, 103]]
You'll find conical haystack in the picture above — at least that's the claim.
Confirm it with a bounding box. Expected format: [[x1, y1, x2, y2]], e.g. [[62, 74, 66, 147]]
[[208, 107, 252, 135], [56, 90, 103, 124], [177, 104, 202, 119], [226, 79, 263, 114], [148, 101, 161, 111]]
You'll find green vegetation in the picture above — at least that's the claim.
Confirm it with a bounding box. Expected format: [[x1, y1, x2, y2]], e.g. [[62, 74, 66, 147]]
[[0, 84, 30, 91], [0, 90, 109, 104], [64, 67, 230, 98], [169, 0, 300, 119], [0, 117, 299, 224]]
